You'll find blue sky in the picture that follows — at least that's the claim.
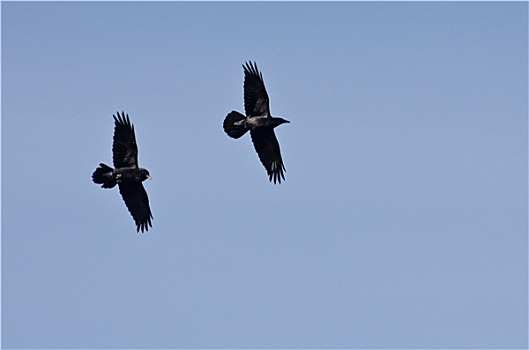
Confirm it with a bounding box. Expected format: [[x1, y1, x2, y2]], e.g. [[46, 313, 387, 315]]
[[2, 2, 527, 348]]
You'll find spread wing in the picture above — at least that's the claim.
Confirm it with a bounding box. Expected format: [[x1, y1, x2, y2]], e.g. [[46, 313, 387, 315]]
[[112, 111, 138, 169], [250, 129, 285, 184], [118, 182, 153, 233], [243, 61, 270, 117]]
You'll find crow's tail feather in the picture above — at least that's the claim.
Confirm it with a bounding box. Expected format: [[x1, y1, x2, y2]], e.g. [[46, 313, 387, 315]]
[[92, 163, 116, 188], [223, 111, 248, 139]]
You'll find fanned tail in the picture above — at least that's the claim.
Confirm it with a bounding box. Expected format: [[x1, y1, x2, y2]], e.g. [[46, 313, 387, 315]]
[[223, 111, 248, 139], [92, 163, 116, 188]]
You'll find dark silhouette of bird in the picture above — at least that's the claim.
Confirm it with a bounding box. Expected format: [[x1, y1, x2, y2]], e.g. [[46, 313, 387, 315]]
[[92, 111, 153, 232], [223, 61, 290, 184]]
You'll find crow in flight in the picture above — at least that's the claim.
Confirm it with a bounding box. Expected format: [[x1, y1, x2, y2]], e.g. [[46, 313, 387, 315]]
[[223, 61, 290, 184], [92, 111, 153, 232]]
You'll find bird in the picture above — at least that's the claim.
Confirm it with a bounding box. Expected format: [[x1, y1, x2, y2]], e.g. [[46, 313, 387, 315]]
[[223, 61, 290, 184], [92, 111, 153, 233]]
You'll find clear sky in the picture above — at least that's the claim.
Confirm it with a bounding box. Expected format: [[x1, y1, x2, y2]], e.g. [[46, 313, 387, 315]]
[[2, 2, 527, 349]]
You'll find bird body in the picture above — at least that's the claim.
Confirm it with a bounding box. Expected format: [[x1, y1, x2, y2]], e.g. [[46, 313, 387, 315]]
[[227, 112, 288, 132], [223, 61, 289, 184], [93, 165, 151, 188], [92, 112, 153, 233], [246, 115, 289, 129]]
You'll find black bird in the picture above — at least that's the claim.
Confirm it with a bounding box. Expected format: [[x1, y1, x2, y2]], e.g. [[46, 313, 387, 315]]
[[92, 111, 153, 232], [223, 61, 290, 184]]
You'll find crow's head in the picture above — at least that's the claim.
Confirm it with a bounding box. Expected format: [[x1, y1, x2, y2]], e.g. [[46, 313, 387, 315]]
[[137, 168, 151, 182], [273, 117, 290, 127]]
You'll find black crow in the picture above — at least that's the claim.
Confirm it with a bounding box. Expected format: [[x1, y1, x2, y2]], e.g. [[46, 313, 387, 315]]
[[223, 61, 290, 184], [92, 111, 153, 232]]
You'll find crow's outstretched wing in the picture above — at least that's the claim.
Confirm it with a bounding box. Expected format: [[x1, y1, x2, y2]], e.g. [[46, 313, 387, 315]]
[[118, 182, 153, 233], [113, 111, 138, 169], [243, 61, 270, 117], [250, 129, 285, 184]]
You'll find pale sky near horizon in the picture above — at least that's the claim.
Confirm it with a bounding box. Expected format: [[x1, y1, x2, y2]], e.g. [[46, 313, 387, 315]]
[[2, 2, 527, 348]]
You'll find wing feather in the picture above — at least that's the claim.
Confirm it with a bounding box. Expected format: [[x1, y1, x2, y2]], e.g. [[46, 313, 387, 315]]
[[118, 182, 153, 233], [112, 111, 138, 169], [243, 61, 270, 117], [250, 129, 285, 184]]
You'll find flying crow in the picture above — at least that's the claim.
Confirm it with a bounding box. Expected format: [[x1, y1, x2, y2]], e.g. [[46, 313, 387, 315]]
[[223, 61, 290, 184], [92, 111, 153, 232]]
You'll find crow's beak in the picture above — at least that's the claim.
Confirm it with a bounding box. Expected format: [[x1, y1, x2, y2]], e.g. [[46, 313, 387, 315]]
[[147, 175, 152, 179]]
